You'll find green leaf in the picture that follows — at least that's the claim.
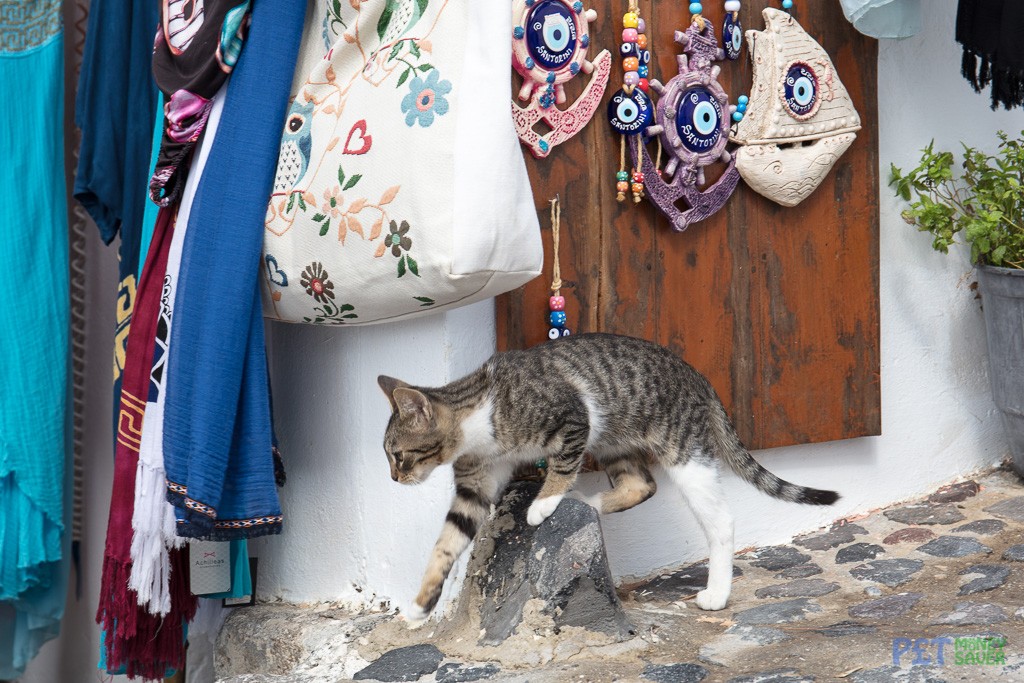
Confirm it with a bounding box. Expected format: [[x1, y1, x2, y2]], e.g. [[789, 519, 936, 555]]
[[319, 218, 331, 237], [409, 41, 421, 58], [343, 313, 358, 319], [332, 0, 341, 18], [414, 296, 435, 306], [338, 166, 346, 187], [417, 0, 429, 13], [377, 0, 397, 40], [397, 255, 407, 277], [298, 194, 307, 211], [417, 63, 433, 72], [340, 304, 355, 312], [388, 42, 403, 61], [406, 255, 419, 276], [343, 174, 362, 191], [397, 68, 411, 88], [287, 193, 296, 212], [312, 212, 327, 222]]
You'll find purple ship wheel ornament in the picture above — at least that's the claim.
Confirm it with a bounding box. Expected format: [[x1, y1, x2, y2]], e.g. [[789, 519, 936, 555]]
[[512, 0, 612, 159], [633, 19, 740, 232]]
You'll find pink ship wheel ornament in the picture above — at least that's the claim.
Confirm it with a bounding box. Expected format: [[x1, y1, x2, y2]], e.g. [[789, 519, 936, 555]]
[[634, 19, 740, 232], [512, 0, 611, 158]]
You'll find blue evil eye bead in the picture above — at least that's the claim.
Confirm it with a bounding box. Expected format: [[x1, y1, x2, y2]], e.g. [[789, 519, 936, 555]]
[[514, 26, 525, 40], [676, 87, 724, 153], [526, 0, 579, 70], [560, 328, 572, 337], [723, 13, 742, 60], [638, 49, 650, 66], [607, 87, 653, 135], [548, 327, 561, 340], [784, 63, 818, 117], [549, 310, 567, 327], [638, 65, 648, 78], [573, 1, 583, 11], [620, 42, 637, 58]]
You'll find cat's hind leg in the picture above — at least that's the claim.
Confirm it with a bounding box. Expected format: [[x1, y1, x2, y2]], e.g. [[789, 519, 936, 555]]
[[581, 455, 657, 514], [667, 455, 735, 611], [527, 418, 589, 526]]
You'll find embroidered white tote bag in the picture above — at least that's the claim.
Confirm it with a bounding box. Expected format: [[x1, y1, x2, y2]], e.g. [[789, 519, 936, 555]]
[[261, 0, 542, 325]]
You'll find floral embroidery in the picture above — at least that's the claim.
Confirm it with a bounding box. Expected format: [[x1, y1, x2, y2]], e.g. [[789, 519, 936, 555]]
[[300, 262, 336, 303], [401, 69, 452, 128], [303, 300, 358, 325], [379, 220, 420, 278], [322, 186, 343, 218]]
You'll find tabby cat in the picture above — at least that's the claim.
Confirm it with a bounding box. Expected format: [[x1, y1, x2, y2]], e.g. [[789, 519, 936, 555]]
[[377, 333, 838, 625]]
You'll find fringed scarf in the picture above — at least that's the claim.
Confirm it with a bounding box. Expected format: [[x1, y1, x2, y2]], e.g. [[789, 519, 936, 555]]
[[957, 0, 1024, 110], [162, 0, 305, 540], [149, 0, 251, 207], [96, 206, 197, 679]]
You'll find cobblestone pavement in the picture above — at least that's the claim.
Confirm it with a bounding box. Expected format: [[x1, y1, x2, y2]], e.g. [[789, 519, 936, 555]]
[[219, 468, 1024, 683]]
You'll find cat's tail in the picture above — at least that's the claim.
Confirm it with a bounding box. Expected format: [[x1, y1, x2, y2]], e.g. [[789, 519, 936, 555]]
[[710, 407, 839, 506]]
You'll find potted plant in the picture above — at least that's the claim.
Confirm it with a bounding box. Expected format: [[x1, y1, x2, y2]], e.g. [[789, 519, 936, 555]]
[[890, 131, 1024, 477]]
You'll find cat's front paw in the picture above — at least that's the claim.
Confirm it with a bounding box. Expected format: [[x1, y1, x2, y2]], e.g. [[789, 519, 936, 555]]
[[526, 495, 563, 526], [401, 602, 429, 629], [694, 588, 729, 611]]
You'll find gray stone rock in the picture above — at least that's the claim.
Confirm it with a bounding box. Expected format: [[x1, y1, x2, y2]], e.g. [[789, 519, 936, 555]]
[[884, 505, 966, 526], [984, 496, 1024, 523], [775, 564, 822, 579], [953, 519, 1006, 535], [849, 559, 924, 587], [470, 482, 633, 645], [916, 536, 992, 558], [835, 543, 886, 564], [864, 586, 882, 597], [932, 602, 1009, 626], [728, 668, 815, 683], [883, 528, 936, 545], [632, 562, 742, 603], [928, 480, 980, 503], [435, 663, 500, 683], [1003, 544, 1024, 561], [353, 644, 444, 682], [848, 592, 924, 619], [754, 579, 840, 599], [726, 624, 793, 645], [641, 663, 708, 683], [1016, 607, 1024, 622], [733, 598, 822, 624], [793, 523, 868, 551], [850, 665, 947, 683], [958, 564, 1011, 595], [813, 621, 879, 638], [697, 626, 790, 667], [740, 545, 812, 571]]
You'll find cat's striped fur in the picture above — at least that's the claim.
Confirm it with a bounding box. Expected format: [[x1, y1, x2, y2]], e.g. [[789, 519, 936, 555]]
[[378, 333, 839, 625]]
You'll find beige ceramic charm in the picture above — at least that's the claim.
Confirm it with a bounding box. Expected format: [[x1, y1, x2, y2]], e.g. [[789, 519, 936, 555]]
[[730, 8, 861, 207]]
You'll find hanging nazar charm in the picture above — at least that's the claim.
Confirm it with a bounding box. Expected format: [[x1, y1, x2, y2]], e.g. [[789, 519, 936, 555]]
[[635, 14, 740, 231], [512, 0, 612, 159], [608, 1, 653, 203]]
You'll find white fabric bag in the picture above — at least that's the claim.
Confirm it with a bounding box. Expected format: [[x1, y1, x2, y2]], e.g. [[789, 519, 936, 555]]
[[261, 0, 542, 325]]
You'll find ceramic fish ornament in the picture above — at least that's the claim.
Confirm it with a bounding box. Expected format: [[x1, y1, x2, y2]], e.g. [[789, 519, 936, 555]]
[[729, 8, 861, 207], [512, 0, 611, 158]]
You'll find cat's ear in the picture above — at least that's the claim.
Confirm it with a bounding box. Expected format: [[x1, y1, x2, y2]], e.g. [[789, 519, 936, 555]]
[[392, 387, 433, 428], [377, 375, 410, 412]]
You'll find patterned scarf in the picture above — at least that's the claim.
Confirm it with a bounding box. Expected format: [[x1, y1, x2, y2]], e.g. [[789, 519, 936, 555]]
[[957, 0, 1024, 110], [149, 0, 251, 206]]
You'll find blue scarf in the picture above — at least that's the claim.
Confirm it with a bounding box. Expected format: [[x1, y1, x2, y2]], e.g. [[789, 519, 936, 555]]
[[163, 0, 305, 540]]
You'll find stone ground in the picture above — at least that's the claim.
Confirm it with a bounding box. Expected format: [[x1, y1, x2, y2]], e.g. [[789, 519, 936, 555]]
[[218, 468, 1024, 683]]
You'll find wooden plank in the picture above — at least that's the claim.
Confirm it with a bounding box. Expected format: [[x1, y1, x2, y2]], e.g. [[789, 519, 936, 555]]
[[498, 1, 880, 451]]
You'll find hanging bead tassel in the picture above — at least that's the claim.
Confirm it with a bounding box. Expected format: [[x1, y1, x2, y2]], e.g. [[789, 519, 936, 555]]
[[546, 197, 571, 339]]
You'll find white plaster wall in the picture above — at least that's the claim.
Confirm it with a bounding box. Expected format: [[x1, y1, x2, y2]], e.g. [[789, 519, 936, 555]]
[[257, 0, 1023, 610]]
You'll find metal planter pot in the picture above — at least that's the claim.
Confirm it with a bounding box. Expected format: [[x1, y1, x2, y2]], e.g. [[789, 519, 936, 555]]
[[978, 264, 1024, 477]]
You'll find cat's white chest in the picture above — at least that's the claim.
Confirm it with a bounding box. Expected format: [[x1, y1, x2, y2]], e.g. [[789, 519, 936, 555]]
[[457, 399, 500, 457]]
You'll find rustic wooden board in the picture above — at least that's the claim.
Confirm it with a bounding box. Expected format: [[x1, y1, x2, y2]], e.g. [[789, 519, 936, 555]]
[[497, 1, 880, 451]]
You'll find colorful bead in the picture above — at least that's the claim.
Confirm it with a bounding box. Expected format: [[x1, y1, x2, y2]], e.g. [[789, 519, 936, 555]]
[[689, 2, 703, 14], [632, 171, 644, 183], [549, 311, 567, 327], [549, 295, 566, 311], [573, 1, 583, 11], [548, 328, 561, 340], [638, 65, 648, 78], [622, 28, 638, 43], [623, 56, 639, 72], [620, 42, 637, 57], [732, 111, 743, 122], [637, 77, 650, 92], [623, 71, 639, 86], [736, 102, 747, 112], [738, 95, 749, 105], [637, 33, 648, 49], [623, 12, 639, 28], [638, 49, 650, 65], [616, 181, 629, 192], [513, 26, 524, 40], [782, 0, 793, 8], [560, 328, 572, 337], [631, 182, 644, 194], [637, 18, 646, 32], [725, 0, 741, 11], [616, 170, 629, 181]]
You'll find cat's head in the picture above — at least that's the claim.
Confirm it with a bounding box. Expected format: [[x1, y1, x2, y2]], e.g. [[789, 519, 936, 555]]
[[377, 375, 456, 485]]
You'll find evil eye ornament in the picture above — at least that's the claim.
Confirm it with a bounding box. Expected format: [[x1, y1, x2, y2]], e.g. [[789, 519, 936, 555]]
[[676, 87, 723, 153], [607, 88, 652, 135], [526, 0, 579, 70], [784, 63, 818, 118], [620, 42, 637, 58], [723, 13, 742, 60]]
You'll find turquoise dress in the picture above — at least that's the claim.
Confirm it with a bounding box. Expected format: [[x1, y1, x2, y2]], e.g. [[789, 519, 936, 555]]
[[0, 1, 70, 676]]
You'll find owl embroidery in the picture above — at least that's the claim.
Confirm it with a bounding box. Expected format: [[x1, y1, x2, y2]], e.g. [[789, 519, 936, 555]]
[[273, 100, 315, 195], [378, 0, 427, 46]]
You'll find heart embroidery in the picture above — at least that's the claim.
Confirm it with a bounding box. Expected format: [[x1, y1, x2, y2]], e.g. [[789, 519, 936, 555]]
[[343, 120, 373, 155], [265, 254, 288, 286]]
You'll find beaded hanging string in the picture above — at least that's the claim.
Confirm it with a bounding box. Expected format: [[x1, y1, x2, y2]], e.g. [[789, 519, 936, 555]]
[[546, 196, 570, 339], [608, 1, 653, 203]]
